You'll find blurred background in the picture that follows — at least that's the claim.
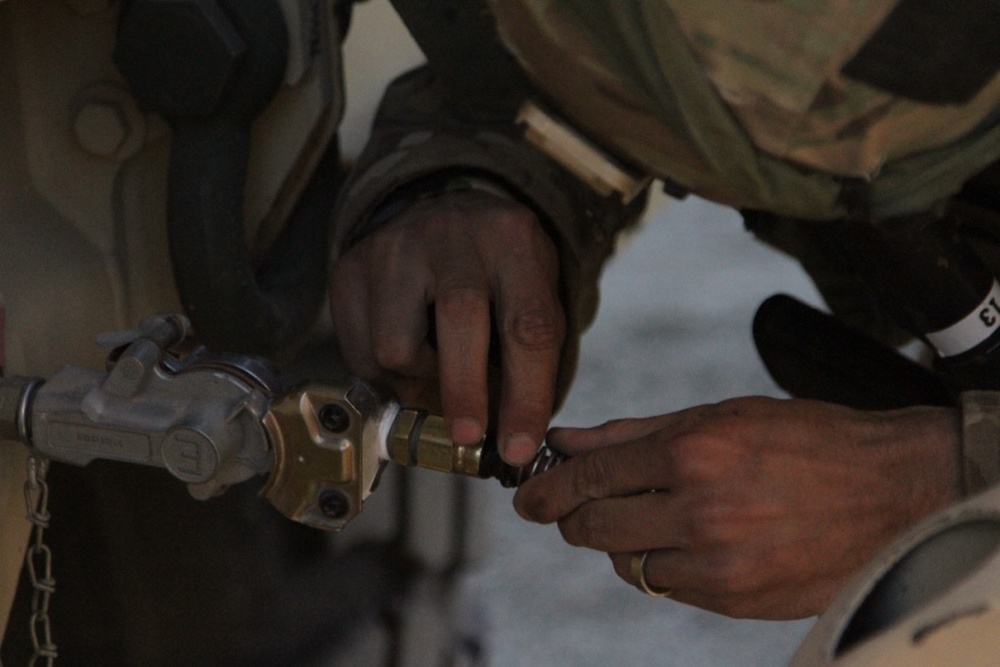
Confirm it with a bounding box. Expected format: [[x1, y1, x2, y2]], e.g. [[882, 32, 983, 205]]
[[341, 3, 824, 664]]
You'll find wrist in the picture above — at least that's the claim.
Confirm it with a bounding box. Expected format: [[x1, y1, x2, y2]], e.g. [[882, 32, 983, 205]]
[[960, 391, 1000, 495], [346, 171, 517, 250], [876, 405, 963, 519]]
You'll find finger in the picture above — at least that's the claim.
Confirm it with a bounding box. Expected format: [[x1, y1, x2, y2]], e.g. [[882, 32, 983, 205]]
[[609, 548, 763, 616], [547, 418, 670, 455], [610, 549, 686, 599], [435, 280, 492, 445], [493, 241, 565, 465], [556, 491, 684, 553], [383, 375, 440, 411], [548, 402, 714, 456], [368, 258, 438, 381], [329, 257, 381, 380], [513, 436, 671, 523]]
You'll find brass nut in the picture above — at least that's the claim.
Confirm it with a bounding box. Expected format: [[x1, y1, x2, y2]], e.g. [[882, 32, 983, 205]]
[[387, 410, 483, 477]]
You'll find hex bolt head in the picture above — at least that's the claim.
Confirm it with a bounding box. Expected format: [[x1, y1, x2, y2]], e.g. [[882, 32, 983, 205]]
[[318, 490, 351, 520], [73, 100, 129, 157], [318, 404, 350, 433]]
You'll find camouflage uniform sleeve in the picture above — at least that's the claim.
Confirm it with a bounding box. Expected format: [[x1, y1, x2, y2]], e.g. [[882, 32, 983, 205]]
[[960, 391, 1000, 495], [330, 65, 649, 404]]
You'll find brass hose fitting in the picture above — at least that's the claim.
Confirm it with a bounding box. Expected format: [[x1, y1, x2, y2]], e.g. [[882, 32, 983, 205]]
[[385, 408, 484, 477], [386, 407, 565, 487]]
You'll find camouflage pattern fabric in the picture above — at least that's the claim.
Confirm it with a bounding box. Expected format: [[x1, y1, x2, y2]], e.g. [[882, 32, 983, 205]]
[[489, 0, 1000, 220]]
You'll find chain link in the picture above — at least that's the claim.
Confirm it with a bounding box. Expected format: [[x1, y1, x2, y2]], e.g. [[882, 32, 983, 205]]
[[23, 456, 56, 666]]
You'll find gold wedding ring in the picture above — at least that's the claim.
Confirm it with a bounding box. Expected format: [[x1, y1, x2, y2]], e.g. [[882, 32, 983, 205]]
[[630, 550, 672, 598]]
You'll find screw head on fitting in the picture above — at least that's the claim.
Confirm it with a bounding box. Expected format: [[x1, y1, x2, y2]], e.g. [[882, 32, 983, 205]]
[[318, 490, 351, 520], [318, 404, 350, 433]]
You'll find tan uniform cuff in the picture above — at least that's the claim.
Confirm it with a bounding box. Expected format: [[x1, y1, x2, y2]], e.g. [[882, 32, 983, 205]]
[[960, 391, 1000, 495]]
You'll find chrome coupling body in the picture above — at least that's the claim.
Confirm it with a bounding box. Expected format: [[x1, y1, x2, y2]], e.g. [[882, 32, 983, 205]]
[[9, 315, 275, 499], [0, 314, 568, 531]]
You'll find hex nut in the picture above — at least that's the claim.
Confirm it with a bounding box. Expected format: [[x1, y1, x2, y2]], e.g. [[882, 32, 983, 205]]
[[74, 100, 129, 157], [71, 84, 148, 161]]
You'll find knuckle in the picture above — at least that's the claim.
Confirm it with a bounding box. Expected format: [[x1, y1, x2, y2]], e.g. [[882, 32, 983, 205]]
[[570, 454, 614, 501], [704, 554, 757, 599], [371, 334, 419, 372], [505, 303, 565, 352], [369, 223, 412, 259], [490, 208, 559, 269], [670, 434, 723, 484], [492, 205, 541, 236], [517, 491, 558, 524], [437, 284, 488, 317], [558, 504, 607, 548], [686, 500, 740, 547]]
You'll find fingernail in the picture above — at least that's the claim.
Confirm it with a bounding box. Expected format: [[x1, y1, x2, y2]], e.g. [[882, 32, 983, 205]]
[[504, 433, 538, 465], [452, 418, 484, 445]]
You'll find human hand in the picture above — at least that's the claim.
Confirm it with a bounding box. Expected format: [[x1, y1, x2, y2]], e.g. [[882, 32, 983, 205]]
[[330, 190, 565, 465], [513, 396, 962, 619]]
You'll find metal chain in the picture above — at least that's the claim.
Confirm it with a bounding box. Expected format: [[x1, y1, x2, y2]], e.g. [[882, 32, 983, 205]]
[[23, 456, 56, 666]]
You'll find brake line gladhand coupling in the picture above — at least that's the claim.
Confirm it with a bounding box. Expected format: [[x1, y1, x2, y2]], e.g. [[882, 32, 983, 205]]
[[0, 315, 563, 530]]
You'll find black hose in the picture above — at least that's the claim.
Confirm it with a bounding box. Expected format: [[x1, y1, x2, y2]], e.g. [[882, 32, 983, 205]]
[[117, 0, 337, 355], [166, 120, 339, 355]]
